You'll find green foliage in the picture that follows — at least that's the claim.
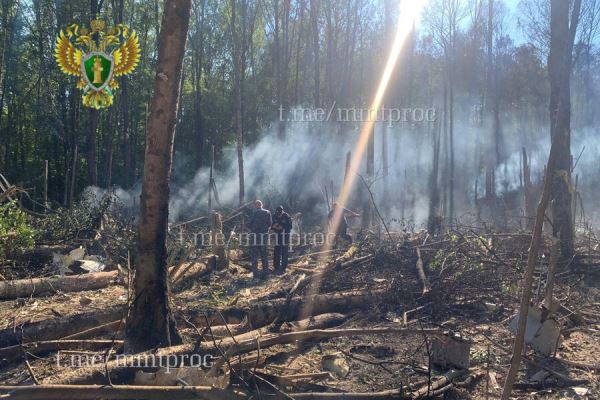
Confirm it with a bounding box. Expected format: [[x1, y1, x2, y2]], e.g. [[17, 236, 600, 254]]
[[0, 0, 598, 217], [470, 347, 499, 365], [428, 249, 446, 271], [0, 201, 37, 261], [33, 192, 113, 243]]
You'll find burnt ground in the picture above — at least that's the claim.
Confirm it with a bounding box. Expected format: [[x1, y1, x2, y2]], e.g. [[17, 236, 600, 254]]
[[0, 227, 599, 399]]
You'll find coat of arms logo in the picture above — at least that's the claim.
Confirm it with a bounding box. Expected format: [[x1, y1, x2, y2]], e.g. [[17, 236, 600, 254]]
[[55, 17, 140, 109]]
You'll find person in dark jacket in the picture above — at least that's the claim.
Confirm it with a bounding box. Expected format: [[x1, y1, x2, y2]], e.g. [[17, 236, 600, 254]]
[[271, 205, 292, 274], [249, 200, 272, 278]]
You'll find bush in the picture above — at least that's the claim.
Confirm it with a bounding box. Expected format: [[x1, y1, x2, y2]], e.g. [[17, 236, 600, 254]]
[[33, 191, 113, 243], [0, 201, 37, 261]]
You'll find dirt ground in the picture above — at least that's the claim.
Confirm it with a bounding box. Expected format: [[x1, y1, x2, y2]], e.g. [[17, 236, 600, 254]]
[[1, 228, 599, 399]]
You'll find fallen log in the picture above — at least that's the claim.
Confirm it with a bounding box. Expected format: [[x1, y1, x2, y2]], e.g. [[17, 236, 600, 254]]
[[46, 327, 443, 385], [280, 372, 331, 381], [173, 262, 211, 286], [410, 369, 467, 399], [192, 289, 381, 330], [287, 388, 407, 399], [0, 306, 123, 347], [45, 313, 347, 383], [0, 339, 123, 365], [61, 320, 123, 340], [206, 311, 347, 340], [513, 378, 589, 390], [6, 245, 73, 266], [207, 326, 444, 379], [294, 255, 375, 308], [285, 369, 467, 400], [0, 384, 243, 400], [1, 290, 374, 348], [0, 270, 119, 300], [222, 313, 348, 342], [555, 356, 600, 371], [253, 370, 334, 394]]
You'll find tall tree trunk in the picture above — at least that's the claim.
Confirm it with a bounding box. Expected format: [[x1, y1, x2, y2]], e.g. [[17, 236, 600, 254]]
[[483, 0, 496, 207], [0, 0, 17, 171], [548, 0, 580, 259], [86, 0, 103, 187], [230, 0, 248, 205], [381, 0, 392, 207], [310, 0, 319, 107], [292, 0, 304, 104], [193, 0, 206, 170], [125, 0, 191, 353], [87, 110, 98, 186], [273, 0, 284, 139], [501, 3, 582, 397], [324, 4, 334, 103], [362, 124, 374, 229], [448, 53, 455, 225], [428, 119, 441, 234], [112, 0, 131, 188]]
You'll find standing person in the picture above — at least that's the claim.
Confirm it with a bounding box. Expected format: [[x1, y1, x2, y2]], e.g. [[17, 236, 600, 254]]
[[328, 202, 360, 245], [271, 205, 292, 274], [249, 200, 272, 279]]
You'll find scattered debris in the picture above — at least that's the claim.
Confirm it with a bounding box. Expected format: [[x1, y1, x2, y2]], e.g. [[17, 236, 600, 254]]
[[508, 305, 561, 356], [1, 212, 599, 399], [321, 353, 350, 378]]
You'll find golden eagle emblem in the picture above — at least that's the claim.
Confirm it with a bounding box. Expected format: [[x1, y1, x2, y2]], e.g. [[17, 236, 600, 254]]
[[55, 18, 140, 109]]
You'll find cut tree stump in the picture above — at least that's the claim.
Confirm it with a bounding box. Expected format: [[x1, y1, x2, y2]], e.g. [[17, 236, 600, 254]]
[[0, 270, 119, 300]]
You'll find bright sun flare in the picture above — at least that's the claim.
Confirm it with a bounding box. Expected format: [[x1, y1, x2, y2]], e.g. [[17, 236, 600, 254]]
[[299, 0, 430, 322]]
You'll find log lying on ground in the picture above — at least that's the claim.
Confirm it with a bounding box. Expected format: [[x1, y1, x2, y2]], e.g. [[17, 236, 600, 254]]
[[7, 245, 73, 266], [262, 367, 466, 399], [409, 368, 467, 399], [287, 387, 408, 399], [224, 312, 348, 342], [0, 339, 123, 365], [1, 289, 374, 348], [0, 270, 119, 300], [206, 311, 346, 341], [172, 262, 211, 287], [46, 327, 443, 385], [207, 327, 442, 377], [61, 319, 123, 340], [556, 356, 600, 371], [293, 255, 375, 299], [0, 306, 123, 347], [192, 289, 380, 330], [48, 313, 347, 384], [0, 384, 243, 400]]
